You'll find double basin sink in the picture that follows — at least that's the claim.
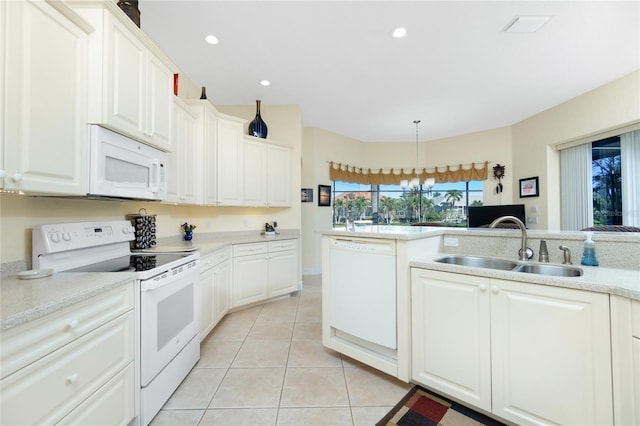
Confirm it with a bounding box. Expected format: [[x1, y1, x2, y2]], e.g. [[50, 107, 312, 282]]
[[435, 255, 583, 277]]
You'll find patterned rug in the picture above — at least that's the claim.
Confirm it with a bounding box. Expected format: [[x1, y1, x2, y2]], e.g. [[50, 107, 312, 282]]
[[376, 385, 506, 426]]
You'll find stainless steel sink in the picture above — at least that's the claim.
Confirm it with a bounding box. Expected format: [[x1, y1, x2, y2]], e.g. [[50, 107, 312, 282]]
[[435, 255, 518, 271], [513, 264, 583, 277], [434, 255, 584, 277]]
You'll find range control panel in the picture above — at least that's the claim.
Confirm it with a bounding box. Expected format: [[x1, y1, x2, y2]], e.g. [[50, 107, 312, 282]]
[[33, 221, 135, 254]]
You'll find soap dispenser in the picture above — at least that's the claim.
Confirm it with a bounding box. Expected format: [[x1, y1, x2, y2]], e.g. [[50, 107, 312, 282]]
[[580, 232, 599, 266]]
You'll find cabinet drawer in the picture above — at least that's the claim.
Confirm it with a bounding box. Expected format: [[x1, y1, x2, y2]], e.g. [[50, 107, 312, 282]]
[[0, 283, 134, 379], [632, 300, 640, 338], [58, 362, 135, 426], [268, 239, 298, 253], [0, 311, 134, 426], [233, 242, 268, 257], [211, 247, 231, 267]]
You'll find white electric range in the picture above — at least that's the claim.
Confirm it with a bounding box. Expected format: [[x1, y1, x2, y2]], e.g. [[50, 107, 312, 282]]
[[32, 221, 200, 426]]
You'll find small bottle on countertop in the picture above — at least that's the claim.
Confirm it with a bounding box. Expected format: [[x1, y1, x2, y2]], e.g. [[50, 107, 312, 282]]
[[580, 232, 599, 266]]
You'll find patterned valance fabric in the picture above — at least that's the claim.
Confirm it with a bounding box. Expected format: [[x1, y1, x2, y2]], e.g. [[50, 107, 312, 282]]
[[329, 161, 489, 185]]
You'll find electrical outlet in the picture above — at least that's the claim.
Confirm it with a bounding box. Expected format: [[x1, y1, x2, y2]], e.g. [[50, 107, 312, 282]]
[[527, 216, 538, 224], [444, 237, 459, 247], [242, 218, 249, 228]]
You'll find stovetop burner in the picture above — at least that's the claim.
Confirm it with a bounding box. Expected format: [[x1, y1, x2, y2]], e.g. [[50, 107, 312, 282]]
[[67, 253, 194, 273]]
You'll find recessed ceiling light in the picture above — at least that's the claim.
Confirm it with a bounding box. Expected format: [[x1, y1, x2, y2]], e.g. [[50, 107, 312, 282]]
[[260, 80, 271, 86], [205, 35, 219, 45], [504, 16, 551, 33], [392, 27, 407, 38]]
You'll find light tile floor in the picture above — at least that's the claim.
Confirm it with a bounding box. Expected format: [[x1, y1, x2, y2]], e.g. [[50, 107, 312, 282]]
[[150, 275, 411, 426]]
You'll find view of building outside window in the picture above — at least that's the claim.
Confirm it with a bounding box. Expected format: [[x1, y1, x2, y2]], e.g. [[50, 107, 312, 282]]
[[332, 181, 483, 228], [592, 136, 622, 225]]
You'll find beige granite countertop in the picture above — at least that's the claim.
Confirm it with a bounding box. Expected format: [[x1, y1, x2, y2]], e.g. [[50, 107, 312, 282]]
[[323, 225, 446, 240], [0, 272, 136, 332], [0, 230, 301, 332], [411, 254, 640, 301]]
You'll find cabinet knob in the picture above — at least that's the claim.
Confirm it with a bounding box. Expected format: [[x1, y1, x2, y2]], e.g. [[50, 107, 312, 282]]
[[491, 285, 500, 295], [10, 173, 22, 182], [479, 284, 487, 292], [66, 318, 80, 330], [66, 373, 79, 385]]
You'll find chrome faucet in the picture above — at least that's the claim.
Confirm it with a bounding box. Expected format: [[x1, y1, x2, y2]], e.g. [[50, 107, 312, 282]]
[[489, 215, 532, 261]]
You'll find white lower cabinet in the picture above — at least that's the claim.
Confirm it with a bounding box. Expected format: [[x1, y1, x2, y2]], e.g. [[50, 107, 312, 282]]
[[611, 296, 640, 425], [411, 268, 613, 426], [199, 247, 231, 341], [0, 284, 135, 426], [232, 239, 299, 308]]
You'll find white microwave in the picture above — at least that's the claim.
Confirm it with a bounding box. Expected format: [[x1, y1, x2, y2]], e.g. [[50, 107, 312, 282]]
[[88, 125, 167, 201]]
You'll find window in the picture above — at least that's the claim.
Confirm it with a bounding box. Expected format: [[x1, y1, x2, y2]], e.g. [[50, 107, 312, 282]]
[[592, 137, 621, 226], [332, 181, 483, 228], [560, 129, 639, 230]]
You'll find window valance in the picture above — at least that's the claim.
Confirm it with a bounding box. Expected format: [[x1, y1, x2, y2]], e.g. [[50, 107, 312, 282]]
[[329, 161, 489, 185]]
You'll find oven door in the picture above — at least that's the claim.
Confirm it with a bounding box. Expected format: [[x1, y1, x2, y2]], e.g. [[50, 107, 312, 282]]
[[139, 263, 199, 386], [88, 125, 167, 200]]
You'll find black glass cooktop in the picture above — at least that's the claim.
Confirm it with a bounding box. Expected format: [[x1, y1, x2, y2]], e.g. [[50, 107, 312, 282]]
[[68, 253, 192, 273]]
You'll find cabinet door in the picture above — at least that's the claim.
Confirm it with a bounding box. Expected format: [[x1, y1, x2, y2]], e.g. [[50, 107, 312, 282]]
[[3, 0, 89, 194], [199, 267, 215, 341], [268, 250, 299, 297], [490, 279, 613, 426], [411, 269, 492, 412], [145, 53, 173, 151], [106, 15, 145, 138], [242, 138, 267, 206], [168, 98, 198, 204], [267, 144, 292, 206], [200, 107, 218, 205], [216, 116, 244, 205], [232, 255, 268, 308], [57, 363, 135, 426], [213, 260, 231, 326]]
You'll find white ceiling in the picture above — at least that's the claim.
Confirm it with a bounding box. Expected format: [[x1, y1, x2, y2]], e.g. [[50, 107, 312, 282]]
[[140, 1, 640, 143]]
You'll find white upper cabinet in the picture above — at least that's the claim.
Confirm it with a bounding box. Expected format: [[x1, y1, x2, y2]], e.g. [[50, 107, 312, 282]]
[[166, 97, 198, 204], [2, 0, 91, 195], [267, 143, 292, 207], [242, 136, 292, 207], [216, 115, 244, 205], [70, 1, 174, 152]]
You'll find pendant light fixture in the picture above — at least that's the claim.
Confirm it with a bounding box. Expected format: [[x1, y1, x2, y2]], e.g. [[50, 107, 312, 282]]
[[401, 120, 422, 189]]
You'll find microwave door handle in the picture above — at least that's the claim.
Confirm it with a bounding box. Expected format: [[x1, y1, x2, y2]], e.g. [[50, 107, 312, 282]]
[[150, 160, 160, 193]]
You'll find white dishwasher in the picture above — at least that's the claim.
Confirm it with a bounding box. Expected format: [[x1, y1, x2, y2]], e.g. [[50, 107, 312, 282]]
[[328, 237, 397, 350]]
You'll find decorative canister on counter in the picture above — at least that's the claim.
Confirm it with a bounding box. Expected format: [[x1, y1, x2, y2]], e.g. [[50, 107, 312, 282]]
[[126, 208, 157, 249]]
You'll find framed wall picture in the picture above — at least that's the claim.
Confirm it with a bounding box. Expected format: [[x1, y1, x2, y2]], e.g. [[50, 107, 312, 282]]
[[318, 185, 331, 206], [301, 188, 313, 203], [519, 176, 539, 198]]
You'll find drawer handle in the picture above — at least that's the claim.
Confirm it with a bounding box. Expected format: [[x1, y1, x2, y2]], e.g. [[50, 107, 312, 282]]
[[65, 319, 80, 330], [66, 373, 79, 385]]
